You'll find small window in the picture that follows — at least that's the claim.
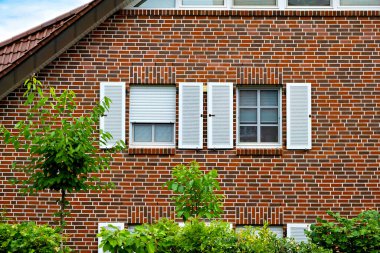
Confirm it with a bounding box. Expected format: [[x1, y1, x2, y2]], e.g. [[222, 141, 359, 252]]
[[234, 0, 277, 6], [340, 0, 379, 6], [182, 0, 225, 6], [288, 0, 331, 6], [129, 86, 176, 147], [236, 225, 284, 238], [238, 88, 281, 146], [287, 223, 310, 242], [132, 123, 174, 144], [134, 0, 175, 8]]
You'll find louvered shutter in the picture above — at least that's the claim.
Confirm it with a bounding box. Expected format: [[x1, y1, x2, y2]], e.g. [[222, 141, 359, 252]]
[[286, 83, 312, 149], [207, 82, 233, 149], [287, 224, 309, 243], [99, 82, 125, 149], [179, 83, 203, 149], [98, 223, 124, 253], [130, 86, 176, 123]]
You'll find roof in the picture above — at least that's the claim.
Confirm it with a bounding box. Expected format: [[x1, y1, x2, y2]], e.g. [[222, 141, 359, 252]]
[[0, 0, 132, 100], [0, 4, 89, 73]]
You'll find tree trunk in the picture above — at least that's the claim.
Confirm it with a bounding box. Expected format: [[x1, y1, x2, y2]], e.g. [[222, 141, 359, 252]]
[[60, 189, 66, 252]]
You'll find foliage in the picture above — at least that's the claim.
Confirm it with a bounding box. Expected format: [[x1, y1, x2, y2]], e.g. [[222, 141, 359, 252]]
[[307, 210, 380, 253], [0, 77, 124, 226], [0, 222, 71, 253], [98, 218, 180, 253], [99, 219, 330, 253], [174, 219, 237, 253], [164, 161, 223, 221], [236, 223, 331, 253]]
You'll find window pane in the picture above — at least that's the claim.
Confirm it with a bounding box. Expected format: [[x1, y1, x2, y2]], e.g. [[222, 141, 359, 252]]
[[155, 124, 174, 142], [341, 0, 379, 5], [261, 126, 278, 142], [182, 0, 224, 5], [261, 108, 278, 124], [260, 90, 278, 106], [240, 108, 257, 124], [135, 0, 175, 8], [239, 90, 257, 107], [234, 0, 276, 6], [240, 126, 257, 142], [134, 124, 152, 142], [288, 0, 330, 6]]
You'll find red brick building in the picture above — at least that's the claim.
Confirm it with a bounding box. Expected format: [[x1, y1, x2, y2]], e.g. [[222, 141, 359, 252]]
[[0, 0, 379, 251]]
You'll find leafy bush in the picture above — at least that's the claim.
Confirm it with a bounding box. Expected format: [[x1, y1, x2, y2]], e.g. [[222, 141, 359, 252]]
[[307, 210, 380, 253], [0, 222, 70, 253], [99, 218, 180, 253], [174, 219, 237, 253], [164, 161, 223, 221], [99, 219, 329, 253]]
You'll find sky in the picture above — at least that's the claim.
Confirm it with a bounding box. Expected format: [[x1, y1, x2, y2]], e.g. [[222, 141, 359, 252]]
[[0, 0, 92, 43]]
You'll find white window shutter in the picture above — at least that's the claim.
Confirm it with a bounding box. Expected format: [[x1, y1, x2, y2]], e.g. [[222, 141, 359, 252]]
[[286, 83, 312, 149], [179, 83, 203, 149], [287, 223, 310, 243], [207, 82, 233, 149], [98, 223, 124, 253], [99, 82, 125, 149]]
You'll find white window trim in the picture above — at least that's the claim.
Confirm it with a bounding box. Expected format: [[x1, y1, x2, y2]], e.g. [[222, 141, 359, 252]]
[[129, 122, 176, 148], [99, 82, 126, 150], [127, 0, 380, 10], [237, 87, 282, 148], [287, 223, 310, 242], [207, 82, 234, 149], [179, 82, 204, 149], [98, 223, 125, 253], [286, 83, 312, 150]]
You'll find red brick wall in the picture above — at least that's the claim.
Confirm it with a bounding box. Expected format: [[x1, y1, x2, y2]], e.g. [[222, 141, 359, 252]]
[[1, 9, 380, 252]]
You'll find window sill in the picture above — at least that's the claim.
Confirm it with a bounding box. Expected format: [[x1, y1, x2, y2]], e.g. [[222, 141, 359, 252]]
[[128, 148, 176, 155], [236, 148, 283, 156]]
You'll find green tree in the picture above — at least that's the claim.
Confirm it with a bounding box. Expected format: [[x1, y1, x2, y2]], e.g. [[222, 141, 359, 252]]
[[164, 161, 223, 221], [0, 76, 125, 249]]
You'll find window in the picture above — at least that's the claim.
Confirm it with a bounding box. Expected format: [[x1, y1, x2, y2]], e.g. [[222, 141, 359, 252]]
[[134, 0, 175, 8], [287, 224, 310, 242], [340, 0, 379, 6], [234, 0, 277, 6], [129, 86, 176, 147], [287, 0, 331, 6], [238, 88, 281, 146], [182, 0, 225, 6], [236, 225, 284, 237]]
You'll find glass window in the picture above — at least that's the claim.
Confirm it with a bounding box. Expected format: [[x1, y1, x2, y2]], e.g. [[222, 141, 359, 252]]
[[182, 0, 224, 6], [288, 0, 331, 6], [234, 0, 276, 6], [340, 0, 379, 6], [238, 88, 280, 145], [133, 123, 174, 145], [135, 0, 175, 8]]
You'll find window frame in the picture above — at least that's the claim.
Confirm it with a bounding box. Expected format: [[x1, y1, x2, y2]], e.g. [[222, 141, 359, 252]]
[[237, 86, 282, 148], [130, 122, 175, 147], [286, 0, 332, 8], [232, 0, 278, 9], [178, 0, 227, 9]]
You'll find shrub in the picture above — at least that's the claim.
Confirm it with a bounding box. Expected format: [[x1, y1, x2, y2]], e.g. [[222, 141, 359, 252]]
[[307, 210, 380, 253], [0, 222, 69, 253], [236, 223, 331, 253], [164, 161, 223, 221], [98, 218, 180, 253], [174, 219, 237, 253]]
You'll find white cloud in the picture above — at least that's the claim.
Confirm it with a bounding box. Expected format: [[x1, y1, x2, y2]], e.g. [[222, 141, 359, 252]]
[[0, 0, 92, 42]]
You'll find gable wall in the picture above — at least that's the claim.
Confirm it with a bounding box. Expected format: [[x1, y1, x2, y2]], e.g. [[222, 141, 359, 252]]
[[0, 9, 380, 252]]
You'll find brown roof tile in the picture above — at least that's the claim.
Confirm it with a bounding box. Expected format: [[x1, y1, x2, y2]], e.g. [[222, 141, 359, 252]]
[[0, 3, 91, 73]]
